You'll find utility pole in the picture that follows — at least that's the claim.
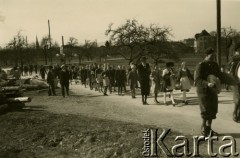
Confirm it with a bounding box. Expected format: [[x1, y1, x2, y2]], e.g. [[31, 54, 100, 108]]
[[61, 36, 65, 64], [48, 19, 52, 64], [48, 20, 51, 48], [26, 36, 28, 47], [216, 0, 221, 66], [62, 36, 64, 46]]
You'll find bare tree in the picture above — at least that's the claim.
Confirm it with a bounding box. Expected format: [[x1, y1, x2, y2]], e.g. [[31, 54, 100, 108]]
[[7, 31, 27, 66], [64, 37, 79, 63], [106, 19, 148, 63], [67, 37, 78, 46], [106, 19, 173, 64], [221, 26, 240, 62]]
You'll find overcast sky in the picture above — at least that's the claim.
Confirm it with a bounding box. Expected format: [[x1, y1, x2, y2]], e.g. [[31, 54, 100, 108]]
[[0, 0, 240, 47]]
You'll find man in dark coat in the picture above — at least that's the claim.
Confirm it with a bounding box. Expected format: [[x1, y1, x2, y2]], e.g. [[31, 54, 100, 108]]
[[115, 65, 124, 95], [47, 66, 56, 96], [60, 65, 70, 97], [29, 64, 33, 75], [195, 48, 222, 136], [34, 64, 38, 74], [121, 65, 127, 92], [80, 66, 87, 88], [137, 56, 151, 105], [110, 65, 116, 92], [40, 65, 46, 80], [109, 66, 115, 93], [23, 65, 29, 76]]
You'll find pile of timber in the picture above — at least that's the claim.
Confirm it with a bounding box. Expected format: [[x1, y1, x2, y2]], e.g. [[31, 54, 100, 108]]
[[0, 85, 32, 112]]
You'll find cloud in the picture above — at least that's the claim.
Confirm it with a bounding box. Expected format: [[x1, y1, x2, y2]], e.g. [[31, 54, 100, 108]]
[[0, 15, 5, 22]]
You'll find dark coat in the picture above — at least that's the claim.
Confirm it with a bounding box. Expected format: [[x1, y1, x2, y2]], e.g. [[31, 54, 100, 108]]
[[195, 61, 221, 120], [47, 70, 55, 85], [80, 69, 87, 81], [115, 69, 124, 84], [109, 69, 115, 84], [137, 63, 151, 95], [101, 70, 110, 78], [128, 70, 138, 89], [60, 70, 70, 85]]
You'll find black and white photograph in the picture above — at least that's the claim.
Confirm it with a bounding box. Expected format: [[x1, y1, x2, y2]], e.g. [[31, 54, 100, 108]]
[[0, 0, 240, 157]]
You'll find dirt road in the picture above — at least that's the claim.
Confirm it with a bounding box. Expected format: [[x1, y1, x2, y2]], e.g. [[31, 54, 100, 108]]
[[27, 84, 240, 142]]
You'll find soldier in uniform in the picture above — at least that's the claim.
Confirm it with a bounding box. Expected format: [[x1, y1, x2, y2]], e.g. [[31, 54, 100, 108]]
[[195, 48, 222, 136], [137, 56, 151, 105]]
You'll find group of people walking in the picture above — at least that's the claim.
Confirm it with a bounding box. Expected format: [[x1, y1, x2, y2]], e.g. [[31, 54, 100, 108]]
[[79, 64, 127, 96], [43, 48, 240, 137], [128, 56, 194, 106], [44, 56, 195, 107], [3, 46, 239, 137]]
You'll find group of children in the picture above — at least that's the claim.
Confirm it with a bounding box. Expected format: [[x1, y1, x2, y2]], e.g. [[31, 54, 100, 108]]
[[78, 64, 127, 96]]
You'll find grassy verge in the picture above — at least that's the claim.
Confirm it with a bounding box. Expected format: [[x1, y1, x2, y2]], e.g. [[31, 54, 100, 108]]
[[0, 111, 214, 158]]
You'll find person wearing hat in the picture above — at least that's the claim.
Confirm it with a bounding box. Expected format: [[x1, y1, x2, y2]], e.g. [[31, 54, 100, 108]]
[[162, 62, 177, 106], [195, 47, 222, 136], [137, 56, 151, 105], [47, 66, 56, 96]]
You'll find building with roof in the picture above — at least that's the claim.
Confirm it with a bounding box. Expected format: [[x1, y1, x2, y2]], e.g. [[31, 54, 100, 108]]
[[194, 30, 215, 53]]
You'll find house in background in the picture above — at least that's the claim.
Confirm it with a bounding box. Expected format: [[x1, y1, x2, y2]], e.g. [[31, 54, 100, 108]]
[[183, 38, 195, 48], [194, 30, 215, 53]]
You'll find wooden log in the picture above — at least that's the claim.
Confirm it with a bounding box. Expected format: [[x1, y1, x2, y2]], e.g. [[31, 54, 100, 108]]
[[7, 97, 31, 103], [38, 88, 48, 93], [21, 84, 39, 90], [2, 86, 21, 91]]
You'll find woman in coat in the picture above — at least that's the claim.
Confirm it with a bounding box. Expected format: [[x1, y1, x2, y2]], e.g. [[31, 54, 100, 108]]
[[137, 56, 151, 105]]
